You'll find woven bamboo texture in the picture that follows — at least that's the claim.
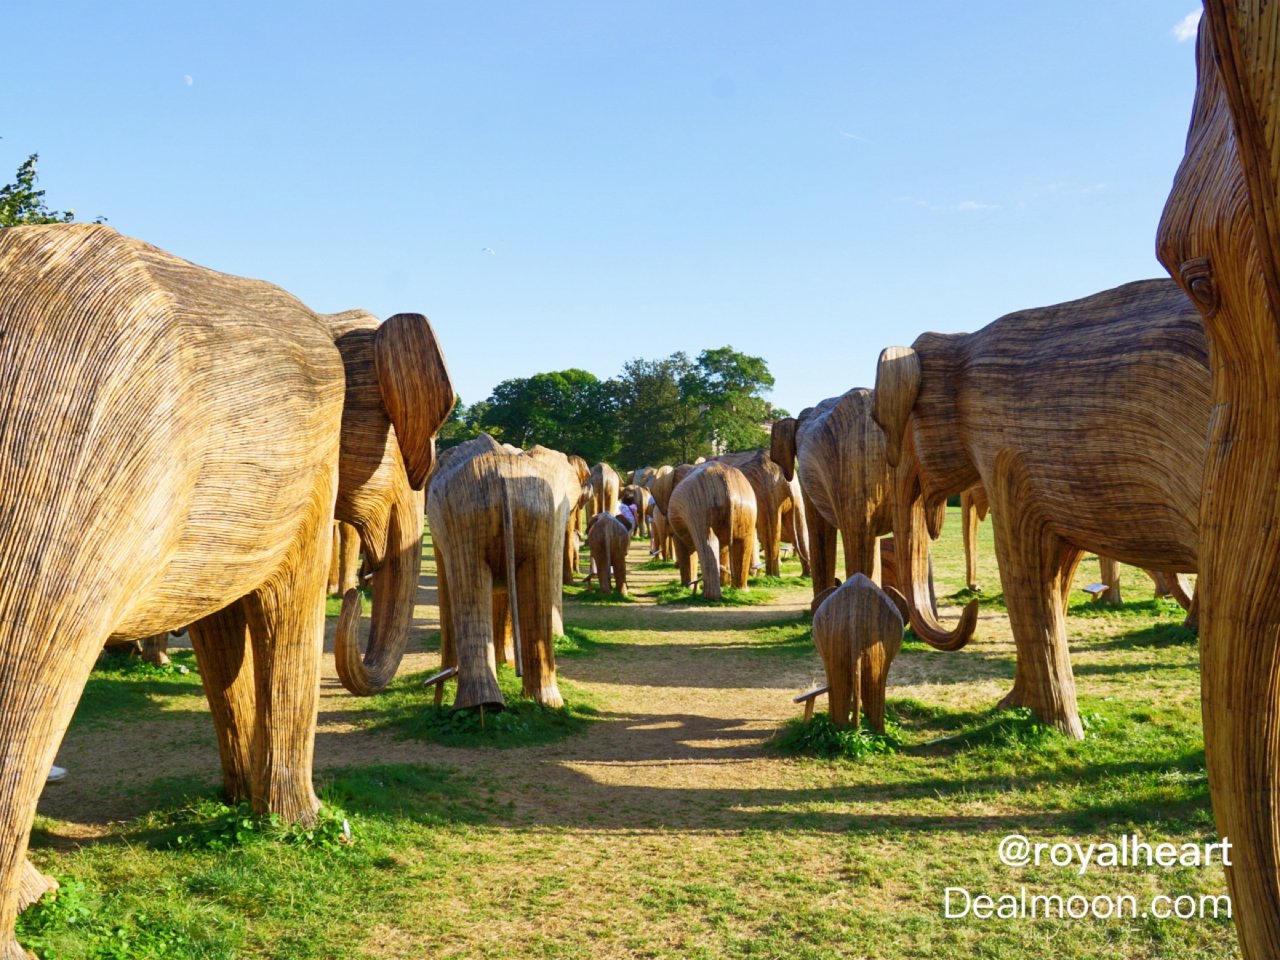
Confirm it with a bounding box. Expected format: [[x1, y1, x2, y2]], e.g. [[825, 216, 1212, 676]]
[[1155, 4, 1280, 955], [667, 461, 757, 600], [589, 462, 621, 517], [811, 574, 904, 732], [0, 223, 352, 956], [770, 389, 894, 599], [586, 512, 630, 595], [715, 449, 811, 577], [325, 310, 455, 697], [427, 435, 581, 712], [873, 278, 1208, 740]]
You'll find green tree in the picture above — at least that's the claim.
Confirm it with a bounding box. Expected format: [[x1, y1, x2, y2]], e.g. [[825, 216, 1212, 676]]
[[612, 353, 708, 468], [685, 346, 778, 454], [0, 151, 76, 227], [479, 369, 618, 463], [436, 397, 487, 450]]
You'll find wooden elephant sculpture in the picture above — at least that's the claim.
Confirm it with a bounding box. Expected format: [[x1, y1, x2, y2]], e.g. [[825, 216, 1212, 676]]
[[667, 461, 757, 600], [873, 277, 1208, 739], [1156, 5, 1280, 954], [585, 512, 629, 595], [0, 224, 454, 958], [811, 574, 904, 732], [428, 434, 582, 711], [561, 454, 592, 582], [589, 462, 620, 517], [716, 449, 811, 577], [640, 465, 675, 559]]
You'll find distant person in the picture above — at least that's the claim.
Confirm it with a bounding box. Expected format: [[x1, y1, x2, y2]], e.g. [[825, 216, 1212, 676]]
[[617, 494, 638, 534]]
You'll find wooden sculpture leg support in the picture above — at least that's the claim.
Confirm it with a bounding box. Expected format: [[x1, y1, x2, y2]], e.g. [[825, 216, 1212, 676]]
[[674, 539, 698, 590], [0, 640, 101, 960], [189, 602, 257, 803], [729, 534, 754, 590], [516, 553, 562, 708], [962, 492, 981, 590], [806, 509, 839, 597], [988, 451, 1085, 738], [697, 532, 723, 600], [760, 504, 783, 578], [241, 540, 327, 823]]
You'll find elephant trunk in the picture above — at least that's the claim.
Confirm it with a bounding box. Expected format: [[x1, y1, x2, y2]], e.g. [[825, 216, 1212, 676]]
[[335, 485, 424, 695], [893, 467, 978, 651]]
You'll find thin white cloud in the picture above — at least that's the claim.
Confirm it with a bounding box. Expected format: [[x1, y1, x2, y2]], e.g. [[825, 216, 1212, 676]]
[[901, 196, 998, 213], [840, 131, 870, 143], [183, 74, 194, 86], [1172, 9, 1201, 42]]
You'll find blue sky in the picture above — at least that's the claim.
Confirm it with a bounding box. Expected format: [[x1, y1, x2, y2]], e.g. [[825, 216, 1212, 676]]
[[3, 2, 1203, 417]]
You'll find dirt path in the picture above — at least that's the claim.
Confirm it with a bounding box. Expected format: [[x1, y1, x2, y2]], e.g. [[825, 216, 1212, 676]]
[[41, 534, 994, 838]]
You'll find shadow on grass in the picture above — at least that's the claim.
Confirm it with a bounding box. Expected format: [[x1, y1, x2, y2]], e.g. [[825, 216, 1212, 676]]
[[646, 579, 775, 607], [71, 651, 206, 732]]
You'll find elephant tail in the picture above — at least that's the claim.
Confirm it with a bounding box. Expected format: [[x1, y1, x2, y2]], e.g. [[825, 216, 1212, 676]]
[[501, 480, 524, 677]]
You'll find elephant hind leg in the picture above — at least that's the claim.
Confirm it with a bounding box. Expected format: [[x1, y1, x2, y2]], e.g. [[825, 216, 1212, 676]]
[[189, 602, 257, 803], [242, 524, 329, 823], [517, 553, 562, 708], [987, 451, 1085, 738], [699, 531, 723, 600]]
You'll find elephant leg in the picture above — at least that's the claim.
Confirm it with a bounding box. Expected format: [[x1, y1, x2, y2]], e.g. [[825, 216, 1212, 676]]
[[760, 503, 782, 577], [674, 538, 696, 588], [443, 551, 502, 711], [189, 602, 257, 802], [517, 554, 562, 707], [1099, 556, 1122, 606], [730, 524, 755, 590], [436, 546, 456, 670], [563, 524, 579, 583], [613, 539, 628, 596], [0, 638, 101, 958], [17, 858, 56, 914], [987, 461, 1085, 737], [242, 534, 328, 822], [326, 520, 341, 594], [336, 521, 361, 593], [699, 531, 723, 600], [860, 628, 903, 735], [816, 622, 855, 729], [600, 546, 613, 594], [962, 492, 981, 590], [807, 510, 839, 598], [492, 588, 513, 666]]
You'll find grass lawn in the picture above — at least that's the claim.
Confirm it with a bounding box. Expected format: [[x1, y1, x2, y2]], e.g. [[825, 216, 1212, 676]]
[[26, 512, 1234, 958]]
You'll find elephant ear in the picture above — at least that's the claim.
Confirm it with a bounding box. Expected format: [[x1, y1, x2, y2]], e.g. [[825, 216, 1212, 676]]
[[769, 418, 798, 481], [872, 346, 921, 468], [374, 313, 457, 490]]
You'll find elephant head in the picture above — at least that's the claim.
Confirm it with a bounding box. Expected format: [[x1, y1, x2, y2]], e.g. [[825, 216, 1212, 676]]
[[1156, 5, 1280, 955], [872, 346, 981, 652], [326, 311, 456, 696]]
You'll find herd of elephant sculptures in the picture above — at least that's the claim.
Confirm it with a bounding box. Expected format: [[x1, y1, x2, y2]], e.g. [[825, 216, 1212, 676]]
[[0, 4, 1279, 957]]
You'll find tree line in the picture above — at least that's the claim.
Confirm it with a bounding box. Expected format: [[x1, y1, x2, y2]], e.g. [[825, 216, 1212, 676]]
[[439, 346, 787, 468]]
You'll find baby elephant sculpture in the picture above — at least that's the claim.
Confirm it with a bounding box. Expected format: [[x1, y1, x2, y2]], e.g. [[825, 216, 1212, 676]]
[[585, 512, 629, 595], [668, 461, 757, 600], [811, 574, 904, 732]]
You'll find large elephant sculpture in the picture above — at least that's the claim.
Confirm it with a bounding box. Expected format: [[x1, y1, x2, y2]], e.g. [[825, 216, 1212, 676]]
[[667, 460, 757, 600], [561, 454, 592, 582], [1156, 5, 1280, 954], [873, 277, 1208, 739], [428, 434, 582, 711], [0, 224, 454, 959], [589, 462, 620, 517], [716, 450, 811, 578]]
